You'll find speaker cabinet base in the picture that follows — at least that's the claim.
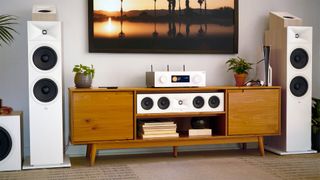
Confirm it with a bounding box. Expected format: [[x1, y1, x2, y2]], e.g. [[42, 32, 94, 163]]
[[265, 146, 317, 155], [23, 155, 71, 170]]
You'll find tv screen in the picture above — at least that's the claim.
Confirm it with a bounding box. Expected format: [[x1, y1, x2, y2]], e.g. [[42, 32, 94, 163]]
[[88, 0, 238, 54]]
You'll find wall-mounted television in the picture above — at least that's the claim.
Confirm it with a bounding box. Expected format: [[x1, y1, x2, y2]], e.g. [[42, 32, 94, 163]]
[[88, 0, 238, 54]]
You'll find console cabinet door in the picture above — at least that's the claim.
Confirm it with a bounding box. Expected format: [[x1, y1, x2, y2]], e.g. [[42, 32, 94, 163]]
[[227, 89, 280, 136], [71, 91, 133, 142]]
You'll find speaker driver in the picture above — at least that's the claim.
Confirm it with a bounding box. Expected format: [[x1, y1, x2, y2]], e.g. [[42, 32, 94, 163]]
[[290, 76, 308, 97], [0, 127, 12, 161], [193, 96, 205, 109], [290, 48, 308, 69], [33, 46, 57, 71], [209, 96, 220, 108], [141, 97, 153, 110], [158, 97, 170, 110], [33, 78, 58, 103]]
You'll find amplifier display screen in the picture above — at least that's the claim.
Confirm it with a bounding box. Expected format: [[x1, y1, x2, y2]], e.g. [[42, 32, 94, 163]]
[[171, 75, 190, 83]]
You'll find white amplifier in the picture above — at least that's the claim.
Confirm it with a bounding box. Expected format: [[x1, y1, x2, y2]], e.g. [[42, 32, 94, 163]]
[[146, 71, 206, 87]]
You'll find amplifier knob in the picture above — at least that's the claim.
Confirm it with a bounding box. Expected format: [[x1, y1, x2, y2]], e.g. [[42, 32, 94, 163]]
[[159, 75, 168, 83], [193, 75, 202, 84]]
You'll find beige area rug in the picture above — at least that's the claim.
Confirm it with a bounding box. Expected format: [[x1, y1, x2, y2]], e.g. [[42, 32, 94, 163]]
[[241, 153, 320, 180], [129, 157, 278, 180], [0, 150, 319, 180], [0, 164, 139, 180]]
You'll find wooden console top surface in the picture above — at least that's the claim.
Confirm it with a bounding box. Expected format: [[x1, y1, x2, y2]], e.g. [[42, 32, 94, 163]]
[[69, 86, 281, 92]]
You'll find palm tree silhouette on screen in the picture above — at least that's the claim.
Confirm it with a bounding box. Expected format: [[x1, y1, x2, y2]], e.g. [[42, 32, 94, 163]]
[[119, 0, 125, 39], [204, 0, 207, 15], [152, 0, 159, 38], [167, 0, 176, 15], [198, 0, 204, 14]]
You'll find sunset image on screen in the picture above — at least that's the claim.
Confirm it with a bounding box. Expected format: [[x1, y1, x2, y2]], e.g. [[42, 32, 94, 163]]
[[91, 0, 237, 53]]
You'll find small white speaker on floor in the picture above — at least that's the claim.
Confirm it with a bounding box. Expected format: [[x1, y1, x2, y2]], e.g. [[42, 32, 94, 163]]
[[0, 113, 22, 172]]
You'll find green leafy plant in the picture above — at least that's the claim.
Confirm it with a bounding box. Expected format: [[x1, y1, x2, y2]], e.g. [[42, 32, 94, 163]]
[[73, 64, 95, 78], [226, 56, 253, 74], [0, 15, 18, 46], [312, 98, 320, 134]]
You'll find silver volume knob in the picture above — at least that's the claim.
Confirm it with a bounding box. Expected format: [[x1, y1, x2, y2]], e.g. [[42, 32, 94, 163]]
[[193, 75, 202, 84], [159, 75, 168, 83]]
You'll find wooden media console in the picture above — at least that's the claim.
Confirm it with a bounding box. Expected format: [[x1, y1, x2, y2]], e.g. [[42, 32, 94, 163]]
[[69, 86, 281, 165]]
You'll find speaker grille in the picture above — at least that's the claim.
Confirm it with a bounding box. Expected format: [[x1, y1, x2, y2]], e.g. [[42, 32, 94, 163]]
[[141, 97, 153, 110], [193, 96, 205, 109], [290, 48, 308, 69], [290, 76, 308, 97], [33, 46, 57, 71], [33, 78, 58, 103], [0, 127, 12, 161], [158, 97, 170, 110], [209, 96, 220, 108]]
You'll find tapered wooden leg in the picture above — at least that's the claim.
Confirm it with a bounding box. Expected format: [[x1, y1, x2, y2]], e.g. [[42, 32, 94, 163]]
[[258, 136, 265, 156], [173, 146, 178, 157], [86, 144, 92, 159], [89, 144, 97, 166], [242, 143, 247, 150]]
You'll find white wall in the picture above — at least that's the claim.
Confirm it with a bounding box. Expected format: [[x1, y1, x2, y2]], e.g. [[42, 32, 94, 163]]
[[1, 0, 319, 156]]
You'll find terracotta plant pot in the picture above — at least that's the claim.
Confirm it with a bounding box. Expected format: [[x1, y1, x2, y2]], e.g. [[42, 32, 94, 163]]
[[234, 73, 247, 86], [74, 73, 92, 88]]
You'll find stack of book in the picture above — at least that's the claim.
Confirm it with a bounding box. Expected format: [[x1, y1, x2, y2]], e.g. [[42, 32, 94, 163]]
[[138, 121, 179, 139], [188, 129, 212, 136]]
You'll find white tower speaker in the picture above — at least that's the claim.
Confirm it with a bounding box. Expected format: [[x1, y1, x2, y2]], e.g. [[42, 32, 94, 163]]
[[27, 21, 65, 167], [264, 12, 316, 155]]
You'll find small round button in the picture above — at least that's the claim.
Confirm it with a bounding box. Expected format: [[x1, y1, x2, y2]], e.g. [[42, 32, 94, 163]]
[[178, 100, 183, 105], [172, 76, 178, 82]]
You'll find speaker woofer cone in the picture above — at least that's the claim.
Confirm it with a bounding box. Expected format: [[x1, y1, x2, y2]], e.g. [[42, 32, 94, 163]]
[[290, 48, 308, 69], [209, 96, 220, 108], [193, 96, 205, 109], [33, 78, 58, 103], [141, 97, 153, 110], [158, 97, 170, 110], [33, 46, 57, 70], [290, 76, 308, 97], [0, 127, 12, 161]]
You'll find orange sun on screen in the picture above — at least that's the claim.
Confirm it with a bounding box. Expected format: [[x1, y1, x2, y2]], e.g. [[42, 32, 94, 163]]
[[95, 0, 121, 12]]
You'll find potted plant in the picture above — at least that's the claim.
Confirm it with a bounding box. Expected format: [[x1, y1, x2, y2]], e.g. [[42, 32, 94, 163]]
[[0, 15, 17, 114], [73, 64, 95, 88], [226, 56, 253, 86], [312, 97, 320, 152], [0, 15, 18, 46]]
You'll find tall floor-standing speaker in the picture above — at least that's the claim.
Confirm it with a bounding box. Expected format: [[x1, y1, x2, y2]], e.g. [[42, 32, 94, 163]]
[[27, 21, 64, 166], [264, 12, 316, 155]]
